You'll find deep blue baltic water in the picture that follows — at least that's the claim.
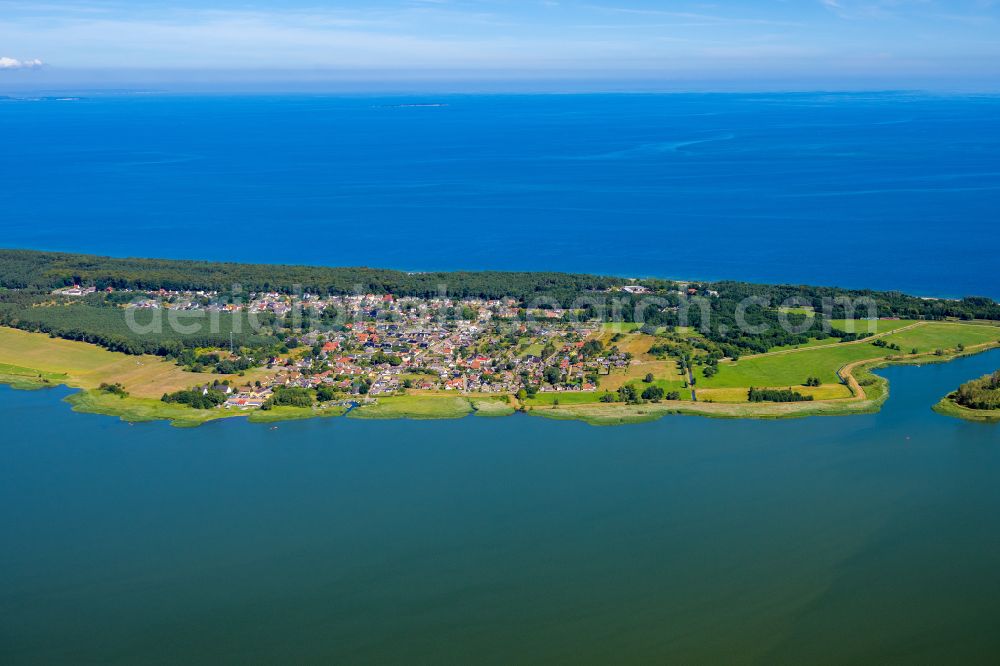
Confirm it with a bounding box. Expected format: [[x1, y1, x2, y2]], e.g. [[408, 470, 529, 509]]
[[1, 350, 999, 664], [1, 91, 998, 297]]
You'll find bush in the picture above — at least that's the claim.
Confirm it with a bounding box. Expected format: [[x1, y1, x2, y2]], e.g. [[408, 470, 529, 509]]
[[641, 385, 664, 401], [953, 371, 1000, 410], [266, 386, 314, 408], [747, 387, 813, 403], [162, 387, 226, 409], [98, 382, 128, 397]]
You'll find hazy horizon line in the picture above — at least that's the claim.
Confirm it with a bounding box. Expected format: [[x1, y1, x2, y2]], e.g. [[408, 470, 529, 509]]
[[2, 70, 999, 95]]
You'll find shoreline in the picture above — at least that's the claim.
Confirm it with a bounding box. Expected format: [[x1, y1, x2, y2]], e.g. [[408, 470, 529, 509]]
[[4, 341, 996, 428], [933, 396, 1000, 423], [933, 398, 1000, 423]]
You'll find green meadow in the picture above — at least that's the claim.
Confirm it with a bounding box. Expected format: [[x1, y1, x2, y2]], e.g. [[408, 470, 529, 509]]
[[702, 345, 874, 388], [525, 391, 607, 406], [880, 322, 998, 351], [827, 319, 919, 334], [471, 397, 517, 416], [700, 322, 998, 390]]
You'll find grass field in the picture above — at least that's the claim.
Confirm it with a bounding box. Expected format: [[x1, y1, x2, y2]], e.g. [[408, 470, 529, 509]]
[[66, 390, 239, 427], [591, 326, 662, 359], [766, 337, 844, 353], [471, 397, 517, 416], [519, 342, 546, 358], [525, 391, 608, 406], [0, 362, 69, 389], [881, 322, 999, 352], [598, 359, 685, 391], [248, 404, 347, 423], [827, 319, 919, 335], [703, 344, 877, 388], [697, 384, 853, 403], [599, 322, 642, 333], [700, 322, 997, 390], [0, 326, 268, 398], [348, 394, 474, 420]]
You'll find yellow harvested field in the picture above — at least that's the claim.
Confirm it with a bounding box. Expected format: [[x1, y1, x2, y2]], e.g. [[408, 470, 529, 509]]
[[0, 327, 270, 398], [697, 384, 853, 403], [590, 329, 662, 360], [599, 360, 684, 391]]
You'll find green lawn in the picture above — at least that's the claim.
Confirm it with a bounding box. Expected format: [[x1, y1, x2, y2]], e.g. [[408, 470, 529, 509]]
[[600, 322, 642, 333], [700, 345, 870, 388], [519, 342, 545, 358], [827, 319, 919, 334], [0, 362, 69, 389], [701, 322, 997, 389], [766, 336, 845, 353], [526, 391, 607, 406], [674, 326, 706, 338], [626, 378, 689, 393], [881, 322, 999, 352]]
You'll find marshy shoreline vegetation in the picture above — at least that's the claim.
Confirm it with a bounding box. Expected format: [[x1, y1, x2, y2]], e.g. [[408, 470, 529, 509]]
[[934, 370, 1000, 423], [0, 248, 998, 427]]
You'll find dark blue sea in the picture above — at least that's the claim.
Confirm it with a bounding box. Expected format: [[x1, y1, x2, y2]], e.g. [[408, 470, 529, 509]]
[[1, 91, 997, 297]]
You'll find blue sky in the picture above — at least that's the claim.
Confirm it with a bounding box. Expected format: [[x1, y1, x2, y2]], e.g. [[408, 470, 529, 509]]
[[2, 1, 999, 88]]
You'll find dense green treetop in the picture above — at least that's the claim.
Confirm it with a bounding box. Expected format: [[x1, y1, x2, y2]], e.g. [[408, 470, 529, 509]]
[[0, 249, 621, 302]]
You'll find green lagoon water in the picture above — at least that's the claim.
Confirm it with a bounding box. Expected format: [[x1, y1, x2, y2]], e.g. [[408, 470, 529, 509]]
[[2, 350, 999, 664]]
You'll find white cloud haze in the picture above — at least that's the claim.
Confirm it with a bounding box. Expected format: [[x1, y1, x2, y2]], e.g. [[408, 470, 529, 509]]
[[0, 1, 997, 87], [0, 56, 43, 70]]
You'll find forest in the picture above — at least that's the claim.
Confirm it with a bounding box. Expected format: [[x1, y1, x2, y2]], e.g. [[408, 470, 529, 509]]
[[0, 289, 276, 355], [0, 249, 621, 303], [2, 249, 997, 320], [1, 249, 998, 360]]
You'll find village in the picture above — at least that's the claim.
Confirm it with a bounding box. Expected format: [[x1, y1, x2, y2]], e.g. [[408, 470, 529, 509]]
[[53, 285, 654, 410], [222, 290, 638, 410]]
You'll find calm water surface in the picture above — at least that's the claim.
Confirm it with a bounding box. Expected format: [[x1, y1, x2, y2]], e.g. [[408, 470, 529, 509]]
[[1, 92, 998, 297], [1, 350, 999, 664]]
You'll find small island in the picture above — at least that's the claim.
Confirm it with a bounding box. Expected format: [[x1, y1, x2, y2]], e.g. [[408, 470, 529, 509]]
[[0, 249, 998, 427], [935, 371, 1000, 422]]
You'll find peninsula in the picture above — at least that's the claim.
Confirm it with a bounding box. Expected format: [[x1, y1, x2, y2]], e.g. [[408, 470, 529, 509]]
[[1, 249, 997, 427], [934, 370, 1000, 422]]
